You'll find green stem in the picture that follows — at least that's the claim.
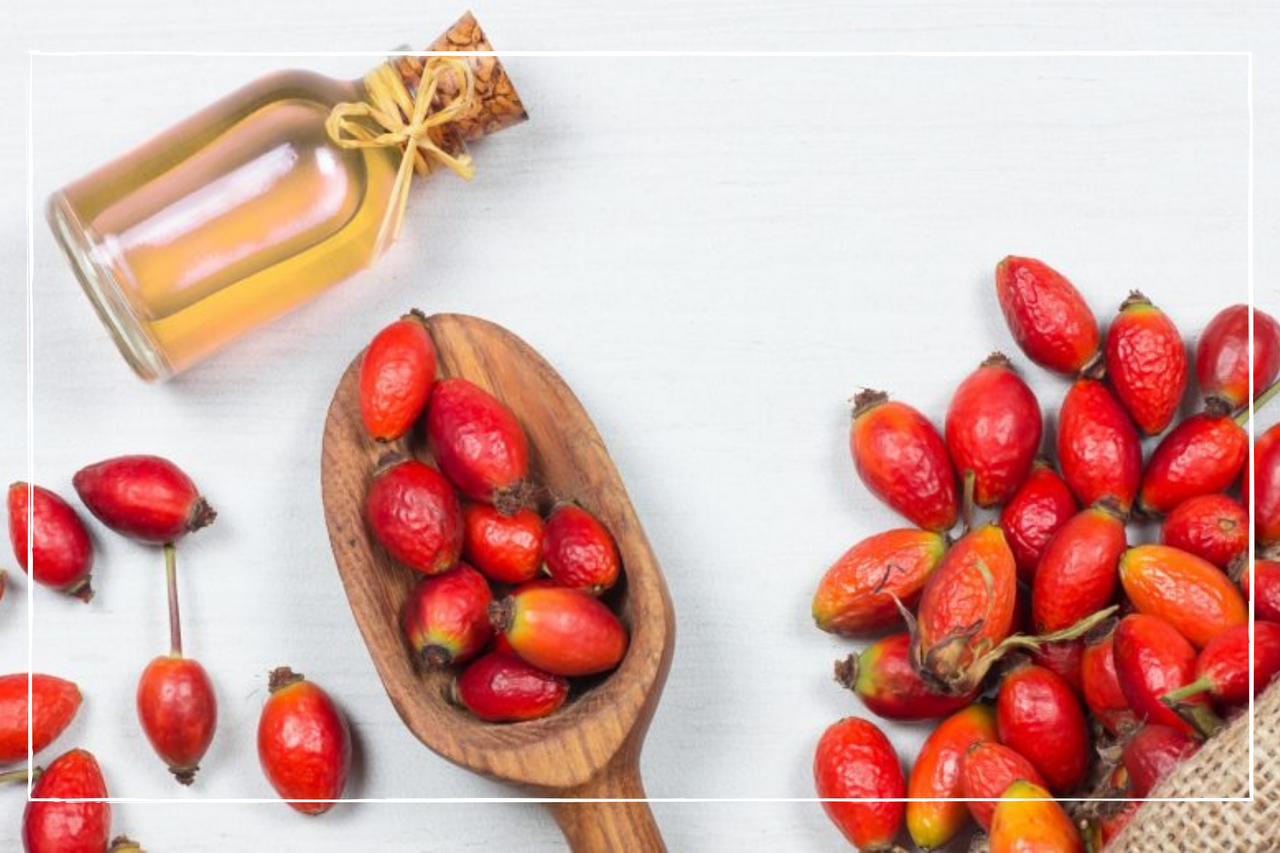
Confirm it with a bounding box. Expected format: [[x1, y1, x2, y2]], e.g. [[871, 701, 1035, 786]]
[[0, 767, 37, 785], [1161, 676, 1213, 705], [1235, 376, 1280, 425], [165, 543, 183, 659]]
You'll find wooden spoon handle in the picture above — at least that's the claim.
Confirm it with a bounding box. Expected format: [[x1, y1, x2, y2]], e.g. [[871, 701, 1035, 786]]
[[546, 751, 665, 853]]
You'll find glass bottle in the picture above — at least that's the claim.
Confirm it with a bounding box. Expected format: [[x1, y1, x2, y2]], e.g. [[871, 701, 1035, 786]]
[[47, 13, 525, 381]]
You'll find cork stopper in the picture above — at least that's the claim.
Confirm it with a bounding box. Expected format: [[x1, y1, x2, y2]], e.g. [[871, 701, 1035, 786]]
[[391, 12, 527, 144]]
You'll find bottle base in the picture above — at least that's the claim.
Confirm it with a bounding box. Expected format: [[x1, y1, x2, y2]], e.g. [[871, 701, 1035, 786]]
[[46, 193, 172, 382]]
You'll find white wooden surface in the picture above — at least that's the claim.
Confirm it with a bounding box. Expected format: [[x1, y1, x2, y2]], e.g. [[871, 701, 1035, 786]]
[[4, 1, 1280, 850]]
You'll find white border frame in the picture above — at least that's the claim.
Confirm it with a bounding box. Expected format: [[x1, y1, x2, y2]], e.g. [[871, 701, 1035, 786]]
[[25, 48, 1257, 807]]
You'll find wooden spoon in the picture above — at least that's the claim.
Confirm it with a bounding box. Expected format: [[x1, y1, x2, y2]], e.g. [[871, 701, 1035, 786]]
[[320, 313, 675, 852]]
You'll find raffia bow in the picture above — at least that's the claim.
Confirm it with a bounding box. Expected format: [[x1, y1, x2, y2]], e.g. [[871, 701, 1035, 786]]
[[325, 56, 477, 254]]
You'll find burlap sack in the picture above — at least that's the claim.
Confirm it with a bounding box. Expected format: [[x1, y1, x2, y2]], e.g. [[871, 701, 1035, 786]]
[[969, 681, 1280, 852]]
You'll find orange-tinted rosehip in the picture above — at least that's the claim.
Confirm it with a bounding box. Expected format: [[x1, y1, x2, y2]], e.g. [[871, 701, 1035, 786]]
[[1121, 724, 1199, 797], [989, 780, 1082, 853], [1138, 413, 1247, 516], [491, 586, 627, 677], [402, 564, 492, 667], [1163, 622, 1280, 709], [73, 455, 215, 544], [1119, 545, 1246, 648], [1057, 380, 1142, 513], [1196, 304, 1280, 411], [365, 458, 463, 575], [850, 390, 958, 532], [1031, 505, 1125, 634], [1161, 494, 1248, 570], [834, 634, 975, 722], [905, 704, 997, 850], [23, 749, 110, 853], [999, 461, 1078, 584], [962, 741, 1047, 831], [1081, 629, 1136, 737], [996, 664, 1090, 793], [812, 529, 947, 636], [543, 503, 620, 595], [814, 717, 906, 851], [257, 668, 351, 815], [452, 651, 568, 723], [1113, 614, 1212, 738], [1242, 559, 1280, 623], [1104, 291, 1187, 435], [945, 352, 1042, 508], [359, 311, 437, 441], [995, 256, 1100, 375], [462, 503, 542, 584], [914, 524, 1016, 693], [1252, 422, 1280, 552], [0, 673, 81, 765], [136, 656, 217, 785], [7, 483, 95, 601], [426, 378, 530, 509]]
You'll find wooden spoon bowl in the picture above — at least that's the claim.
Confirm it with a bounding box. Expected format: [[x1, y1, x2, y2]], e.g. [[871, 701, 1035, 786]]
[[321, 313, 675, 851]]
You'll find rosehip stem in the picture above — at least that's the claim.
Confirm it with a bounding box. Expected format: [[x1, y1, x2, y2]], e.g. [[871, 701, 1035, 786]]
[[0, 766, 40, 785], [1236, 377, 1280, 425], [961, 471, 976, 534], [1161, 676, 1213, 705], [164, 543, 183, 659]]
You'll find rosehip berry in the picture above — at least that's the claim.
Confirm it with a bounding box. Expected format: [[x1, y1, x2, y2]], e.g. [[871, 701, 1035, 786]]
[[365, 457, 463, 575], [905, 704, 997, 850], [999, 460, 1078, 584], [23, 749, 110, 853], [1056, 379, 1142, 513], [989, 780, 1082, 853], [994, 255, 1100, 375], [257, 668, 351, 815], [813, 717, 906, 851], [73, 455, 215, 544], [462, 503, 542, 584], [1121, 724, 1199, 797], [996, 664, 1090, 793], [401, 564, 492, 667], [0, 673, 82, 765], [944, 352, 1042, 508], [849, 389, 958, 532], [1162, 622, 1280, 708], [543, 503, 621, 595], [1242, 559, 1280, 623], [1113, 614, 1216, 738], [452, 651, 568, 723], [490, 586, 628, 677], [811, 529, 946, 636], [1119, 545, 1246, 649], [1252, 422, 1280, 553], [136, 656, 218, 785], [1031, 505, 1125, 634], [425, 378, 530, 509], [962, 741, 1047, 831], [1161, 494, 1248, 570], [7, 483, 95, 601], [1196, 304, 1280, 411], [1104, 291, 1187, 435], [359, 310, 437, 441], [1138, 412, 1247, 516], [833, 634, 975, 722], [1080, 628, 1136, 737]]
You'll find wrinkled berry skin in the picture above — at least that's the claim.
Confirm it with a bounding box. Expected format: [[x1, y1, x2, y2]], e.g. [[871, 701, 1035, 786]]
[[1196, 304, 1280, 411], [1031, 505, 1125, 633], [944, 352, 1042, 507], [1122, 725, 1199, 797], [1031, 640, 1085, 695], [462, 504, 543, 584], [365, 459, 463, 575], [492, 587, 628, 677], [359, 311, 437, 442], [813, 717, 906, 851], [906, 704, 998, 850], [136, 656, 218, 785], [23, 749, 110, 853], [1138, 413, 1247, 516], [850, 390, 958, 532], [1057, 380, 1142, 513], [257, 669, 351, 815], [999, 461, 1078, 584], [452, 652, 568, 723], [402, 565, 492, 667], [1081, 630, 1136, 736], [812, 529, 947, 636], [1161, 494, 1248, 570], [542, 503, 621, 595], [73, 455, 215, 544], [996, 664, 1090, 793], [990, 780, 1082, 853], [0, 673, 82, 764], [1105, 292, 1187, 435], [962, 741, 1047, 831], [1252, 422, 1280, 552], [1243, 559, 1280, 623], [834, 633, 975, 722], [1119, 545, 1247, 648], [7, 483, 95, 600], [426, 378, 530, 507], [995, 256, 1100, 375], [1113, 614, 1209, 737], [1187, 622, 1280, 706]]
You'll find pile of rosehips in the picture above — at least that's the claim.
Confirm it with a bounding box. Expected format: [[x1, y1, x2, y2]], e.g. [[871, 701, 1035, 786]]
[[359, 311, 629, 723], [812, 256, 1280, 852]]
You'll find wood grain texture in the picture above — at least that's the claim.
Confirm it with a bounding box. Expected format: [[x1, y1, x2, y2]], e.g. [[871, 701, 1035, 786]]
[[321, 313, 673, 850]]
